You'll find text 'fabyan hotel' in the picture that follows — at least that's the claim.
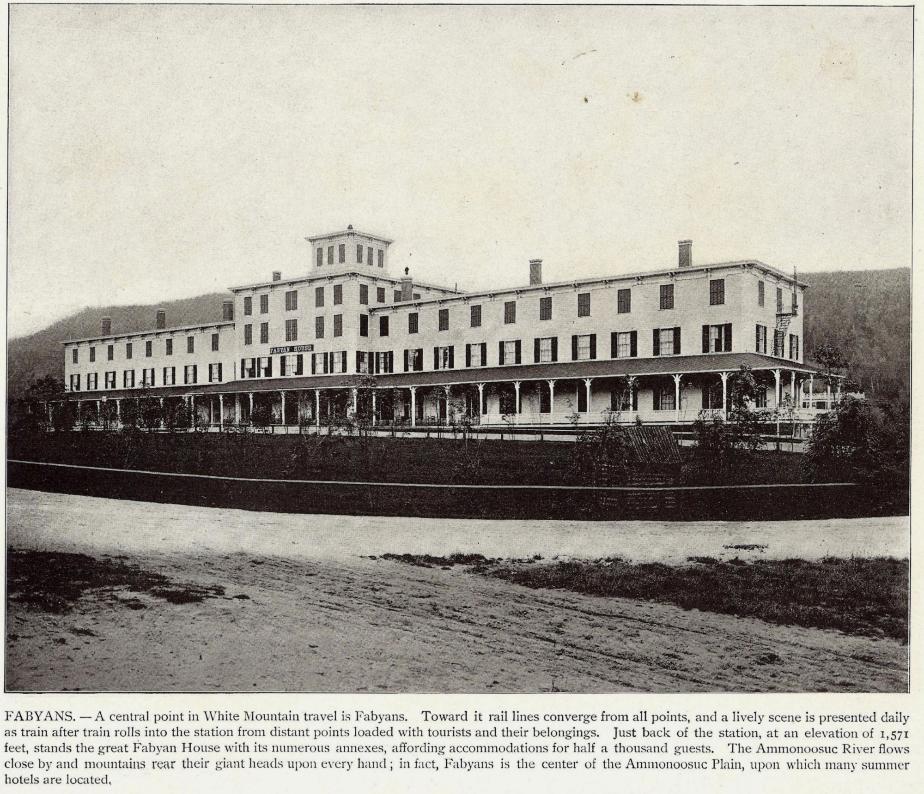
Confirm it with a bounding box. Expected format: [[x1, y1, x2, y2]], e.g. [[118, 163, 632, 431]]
[[62, 225, 835, 429]]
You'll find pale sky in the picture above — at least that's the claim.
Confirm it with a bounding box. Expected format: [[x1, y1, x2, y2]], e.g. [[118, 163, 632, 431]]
[[7, 4, 912, 338]]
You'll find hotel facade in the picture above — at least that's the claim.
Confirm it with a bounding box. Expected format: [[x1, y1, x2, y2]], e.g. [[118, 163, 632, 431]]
[[60, 226, 836, 431]]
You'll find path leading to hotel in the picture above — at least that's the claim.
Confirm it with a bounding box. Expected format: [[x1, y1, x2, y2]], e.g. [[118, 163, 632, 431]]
[[6, 489, 907, 693]]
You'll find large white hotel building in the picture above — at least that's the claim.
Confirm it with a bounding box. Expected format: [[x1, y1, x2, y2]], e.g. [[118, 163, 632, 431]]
[[61, 226, 832, 429]]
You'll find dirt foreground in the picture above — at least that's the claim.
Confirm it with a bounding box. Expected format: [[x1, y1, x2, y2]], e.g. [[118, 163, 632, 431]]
[[5, 489, 908, 693]]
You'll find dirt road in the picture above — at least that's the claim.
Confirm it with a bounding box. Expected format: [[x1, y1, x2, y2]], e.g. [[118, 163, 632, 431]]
[[5, 489, 908, 692]]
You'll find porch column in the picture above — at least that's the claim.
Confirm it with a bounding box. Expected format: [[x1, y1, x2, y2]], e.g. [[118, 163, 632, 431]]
[[190, 395, 196, 428], [115, 399, 121, 426], [773, 368, 781, 408], [513, 381, 521, 423], [95, 400, 101, 425], [626, 375, 637, 414], [47, 403, 53, 425], [825, 381, 831, 410], [208, 398, 213, 426], [280, 391, 286, 427], [410, 386, 417, 427], [835, 381, 842, 404], [160, 397, 165, 429], [218, 395, 224, 429], [371, 391, 377, 426], [790, 371, 796, 406], [808, 375, 814, 409], [547, 379, 556, 422], [248, 392, 254, 416], [443, 385, 451, 425], [584, 378, 593, 416], [720, 372, 729, 419], [672, 374, 681, 422], [351, 388, 358, 416], [315, 389, 321, 429], [476, 383, 485, 416], [234, 394, 241, 424]]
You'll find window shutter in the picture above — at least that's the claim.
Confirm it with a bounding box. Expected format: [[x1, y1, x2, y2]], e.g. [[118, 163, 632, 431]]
[[280, 356, 286, 376], [589, 334, 596, 360], [755, 324, 760, 352], [572, 335, 578, 360], [674, 327, 681, 355], [434, 347, 439, 370], [724, 323, 733, 352], [499, 341, 505, 365], [702, 325, 709, 354], [515, 340, 521, 364], [466, 344, 471, 368], [311, 356, 316, 375], [630, 331, 637, 358], [611, 332, 618, 358], [266, 359, 272, 377], [534, 338, 540, 363], [448, 347, 455, 369], [551, 338, 558, 362], [356, 351, 362, 372], [403, 350, 409, 372], [480, 342, 487, 366], [240, 358, 246, 378], [652, 329, 660, 357]]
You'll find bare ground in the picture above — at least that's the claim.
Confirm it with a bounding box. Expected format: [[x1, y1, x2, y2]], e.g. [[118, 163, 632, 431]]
[[5, 489, 908, 693]]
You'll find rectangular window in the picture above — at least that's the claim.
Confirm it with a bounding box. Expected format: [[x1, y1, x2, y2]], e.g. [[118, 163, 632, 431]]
[[356, 352, 370, 375], [72, 348, 78, 364], [244, 324, 252, 345], [758, 281, 765, 307], [367, 246, 373, 266], [660, 284, 674, 310], [317, 248, 323, 268], [377, 250, 384, 268], [503, 340, 518, 364], [141, 368, 154, 387], [165, 339, 172, 356], [359, 314, 368, 337], [773, 329, 785, 357], [338, 243, 346, 263], [126, 343, 133, 360], [105, 371, 117, 389], [241, 358, 256, 379], [89, 347, 96, 363], [315, 316, 325, 339], [504, 301, 516, 324], [377, 287, 386, 303], [69, 373, 80, 392], [434, 345, 455, 370], [539, 296, 552, 321], [408, 312, 419, 334], [470, 304, 482, 327], [360, 284, 369, 305], [611, 331, 636, 358], [356, 244, 364, 263], [260, 323, 269, 344], [702, 323, 733, 353], [379, 316, 389, 337], [187, 336, 194, 354], [394, 289, 402, 302], [123, 370, 135, 388], [145, 340, 152, 357], [327, 245, 334, 265], [257, 356, 272, 377], [537, 336, 555, 363], [755, 387, 768, 409], [312, 352, 328, 374], [333, 314, 343, 337], [285, 319, 298, 342], [211, 333, 219, 352], [87, 373, 98, 391], [244, 296, 252, 316], [107, 345, 114, 361], [375, 351, 394, 374], [755, 324, 768, 354], [617, 288, 631, 314], [285, 290, 298, 311], [573, 334, 595, 361], [331, 352, 347, 374], [654, 327, 680, 356], [260, 294, 269, 314], [709, 279, 725, 306], [776, 287, 784, 313], [316, 286, 325, 307], [439, 308, 449, 331], [404, 348, 423, 372], [468, 343, 485, 367], [183, 365, 197, 385], [209, 363, 223, 383], [162, 367, 175, 386], [279, 354, 304, 376], [577, 292, 591, 317], [789, 334, 800, 361], [654, 386, 676, 411]]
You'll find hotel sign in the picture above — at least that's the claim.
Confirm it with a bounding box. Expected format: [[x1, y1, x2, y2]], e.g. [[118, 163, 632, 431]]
[[270, 344, 315, 354]]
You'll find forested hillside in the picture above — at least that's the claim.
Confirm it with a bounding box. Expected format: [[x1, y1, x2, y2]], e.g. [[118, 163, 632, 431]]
[[7, 269, 910, 405]]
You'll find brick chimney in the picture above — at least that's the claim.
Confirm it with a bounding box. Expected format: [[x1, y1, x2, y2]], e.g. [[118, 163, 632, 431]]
[[678, 240, 692, 268], [222, 299, 234, 321], [101, 317, 112, 336], [529, 259, 543, 285], [272, 270, 282, 282], [400, 267, 413, 301], [155, 309, 166, 329]]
